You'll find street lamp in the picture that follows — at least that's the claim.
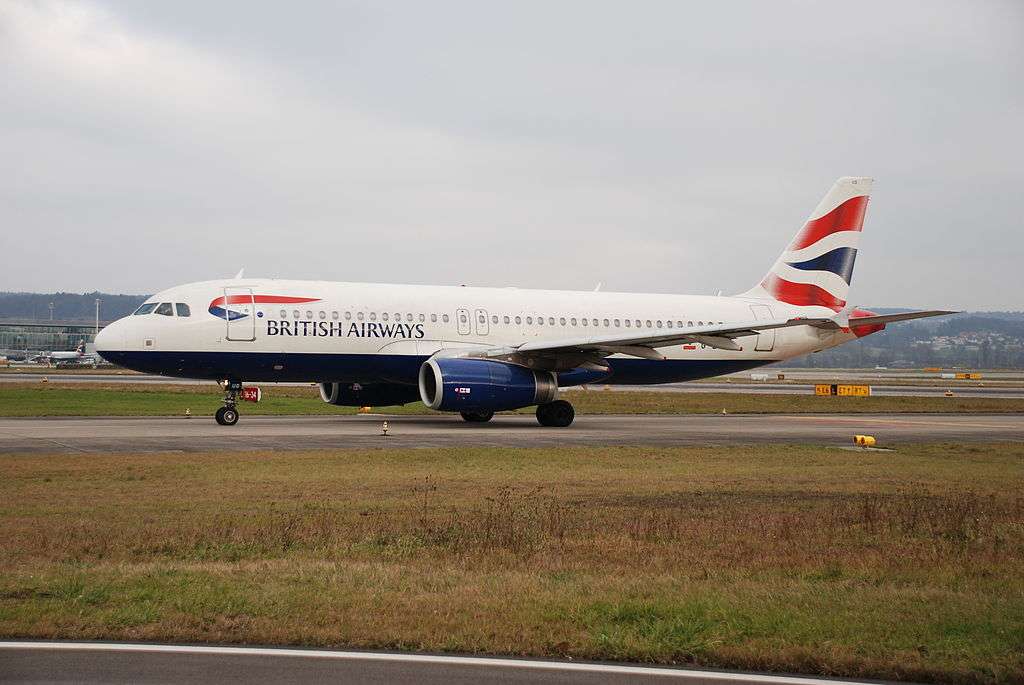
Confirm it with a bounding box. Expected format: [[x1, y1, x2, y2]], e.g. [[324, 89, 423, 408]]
[[95, 298, 101, 334], [48, 302, 54, 321]]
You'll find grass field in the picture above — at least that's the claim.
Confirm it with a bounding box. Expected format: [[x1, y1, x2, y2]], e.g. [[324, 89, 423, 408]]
[[1, 443, 1022, 683], [0, 382, 1022, 416]]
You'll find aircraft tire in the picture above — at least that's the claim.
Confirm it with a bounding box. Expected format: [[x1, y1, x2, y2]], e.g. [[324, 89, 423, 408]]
[[460, 410, 495, 423], [216, 406, 239, 426], [536, 400, 574, 427]]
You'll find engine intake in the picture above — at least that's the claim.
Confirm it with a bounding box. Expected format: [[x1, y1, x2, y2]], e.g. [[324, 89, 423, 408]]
[[418, 358, 557, 412]]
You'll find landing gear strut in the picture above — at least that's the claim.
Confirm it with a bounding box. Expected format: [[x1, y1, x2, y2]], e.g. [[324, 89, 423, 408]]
[[536, 400, 574, 427], [460, 410, 494, 423], [215, 380, 241, 426]]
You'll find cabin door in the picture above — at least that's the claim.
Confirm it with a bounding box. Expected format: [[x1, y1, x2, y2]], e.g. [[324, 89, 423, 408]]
[[475, 308, 489, 335], [456, 308, 471, 335], [224, 287, 256, 341], [749, 304, 775, 352]]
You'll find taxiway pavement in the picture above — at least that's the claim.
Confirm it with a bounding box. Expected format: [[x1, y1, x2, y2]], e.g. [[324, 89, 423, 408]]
[[0, 642, 877, 685], [0, 413, 1019, 453]]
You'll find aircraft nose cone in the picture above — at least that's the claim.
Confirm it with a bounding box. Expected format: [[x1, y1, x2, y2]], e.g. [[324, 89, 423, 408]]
[[94, 319, 125, 359]]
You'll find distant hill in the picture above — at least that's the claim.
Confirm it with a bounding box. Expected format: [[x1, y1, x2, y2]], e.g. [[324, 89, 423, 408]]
[[0, 292, 150, 321]]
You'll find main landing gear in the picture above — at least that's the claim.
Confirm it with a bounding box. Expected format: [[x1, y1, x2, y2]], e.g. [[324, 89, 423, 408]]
[[536, 400, 574, 427], [215, 380, 241, 426], [460, 410, 495, 423]]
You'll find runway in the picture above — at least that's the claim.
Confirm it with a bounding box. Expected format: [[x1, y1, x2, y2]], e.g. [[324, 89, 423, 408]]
[[0, 413, 1019, 453], [2, 372, 1023, 397], [0, 642, 874, 684]]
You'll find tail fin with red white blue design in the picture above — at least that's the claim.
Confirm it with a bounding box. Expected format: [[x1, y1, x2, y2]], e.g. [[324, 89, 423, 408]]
[[741, 177, 872, 311]]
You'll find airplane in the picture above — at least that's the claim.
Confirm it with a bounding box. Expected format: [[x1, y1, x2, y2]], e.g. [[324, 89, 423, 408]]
[[39, 340, 104, 368], [94, 177, 954, 427]]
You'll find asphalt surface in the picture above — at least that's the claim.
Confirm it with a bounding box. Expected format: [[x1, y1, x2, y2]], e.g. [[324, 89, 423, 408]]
[[4, 373, 1023, 397], [0, 413, 1020, 453], [0, 643, 873, 684]]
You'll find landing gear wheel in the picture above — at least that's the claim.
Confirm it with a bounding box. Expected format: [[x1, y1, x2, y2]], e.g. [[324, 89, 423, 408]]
[[536, 400, 574, 427], [460, 410, 495, 423], [215, 406, 239, 426]]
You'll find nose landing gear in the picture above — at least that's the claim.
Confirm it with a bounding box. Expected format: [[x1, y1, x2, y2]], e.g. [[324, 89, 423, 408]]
[[215, 380, 242, 426]]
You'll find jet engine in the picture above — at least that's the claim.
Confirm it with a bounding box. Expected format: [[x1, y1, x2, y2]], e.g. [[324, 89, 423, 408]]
[[418, 357, 557, 412]]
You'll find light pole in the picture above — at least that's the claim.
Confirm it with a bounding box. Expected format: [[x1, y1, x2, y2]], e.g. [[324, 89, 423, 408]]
[[95, 298, 101, 334], [48, 302, 54, 321]]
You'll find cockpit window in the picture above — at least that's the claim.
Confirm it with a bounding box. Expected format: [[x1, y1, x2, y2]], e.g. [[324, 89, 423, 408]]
[[133, 303, 158, 315], [175, 303, 191, 317], [155, 302, 174, 316]]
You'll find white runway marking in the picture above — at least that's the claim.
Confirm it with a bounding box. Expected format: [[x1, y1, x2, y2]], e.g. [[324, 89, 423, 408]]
[[0, 641, 871, 683]]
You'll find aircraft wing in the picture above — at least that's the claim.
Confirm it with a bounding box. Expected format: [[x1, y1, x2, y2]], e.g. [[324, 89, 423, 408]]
[[468, 309, 957, 363]]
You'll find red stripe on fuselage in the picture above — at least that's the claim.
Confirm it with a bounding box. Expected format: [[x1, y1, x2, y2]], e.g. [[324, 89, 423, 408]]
[[789, 195, 868, 250], [209, 295, 322, 307]]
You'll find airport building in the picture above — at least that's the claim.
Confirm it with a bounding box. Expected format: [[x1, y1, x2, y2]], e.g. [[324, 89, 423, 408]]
[[0, 319, 111, 357]]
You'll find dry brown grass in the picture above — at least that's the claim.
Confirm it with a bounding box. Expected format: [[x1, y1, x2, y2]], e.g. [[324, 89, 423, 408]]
[[1, 444, 1023, 682]]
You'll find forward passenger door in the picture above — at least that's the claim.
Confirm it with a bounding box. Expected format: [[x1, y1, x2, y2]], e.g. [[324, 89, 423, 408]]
[[224, 287, 256, 341]]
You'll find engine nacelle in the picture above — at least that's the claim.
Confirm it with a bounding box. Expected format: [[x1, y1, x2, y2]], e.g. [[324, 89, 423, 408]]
[[319, 382, 420, 407], [418, 358, 557, 412]]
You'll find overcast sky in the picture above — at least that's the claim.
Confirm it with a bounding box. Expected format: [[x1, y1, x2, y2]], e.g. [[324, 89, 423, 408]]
[[1, 1, 1021, 309]]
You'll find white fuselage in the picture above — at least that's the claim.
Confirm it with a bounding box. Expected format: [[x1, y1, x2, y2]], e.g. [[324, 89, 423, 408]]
[[95, 279, 853, 386]]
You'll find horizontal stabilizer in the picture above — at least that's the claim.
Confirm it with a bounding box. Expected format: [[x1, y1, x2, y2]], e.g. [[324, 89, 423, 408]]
[[845, 310, 959, 328]]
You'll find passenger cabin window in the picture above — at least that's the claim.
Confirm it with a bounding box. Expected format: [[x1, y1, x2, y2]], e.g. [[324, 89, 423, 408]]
[[319, 311, 326, 320], [430, 314, 437, 322], [175, 303, 191, 317], [611, 319, 617, 327], [332, 311, 339, 320], [155, 302, 174, 316], [515, 316, 522, 324], [133, 303, 158, 315], [442, 314, 450, 323], [280, 309, 287, 318]]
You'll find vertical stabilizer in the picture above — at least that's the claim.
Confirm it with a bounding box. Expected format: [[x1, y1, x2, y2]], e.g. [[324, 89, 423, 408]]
[[741, 177, 872, 310]]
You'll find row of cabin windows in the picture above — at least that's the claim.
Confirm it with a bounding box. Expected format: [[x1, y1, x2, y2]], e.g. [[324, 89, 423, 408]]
[[276, 309, 722, 329]]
